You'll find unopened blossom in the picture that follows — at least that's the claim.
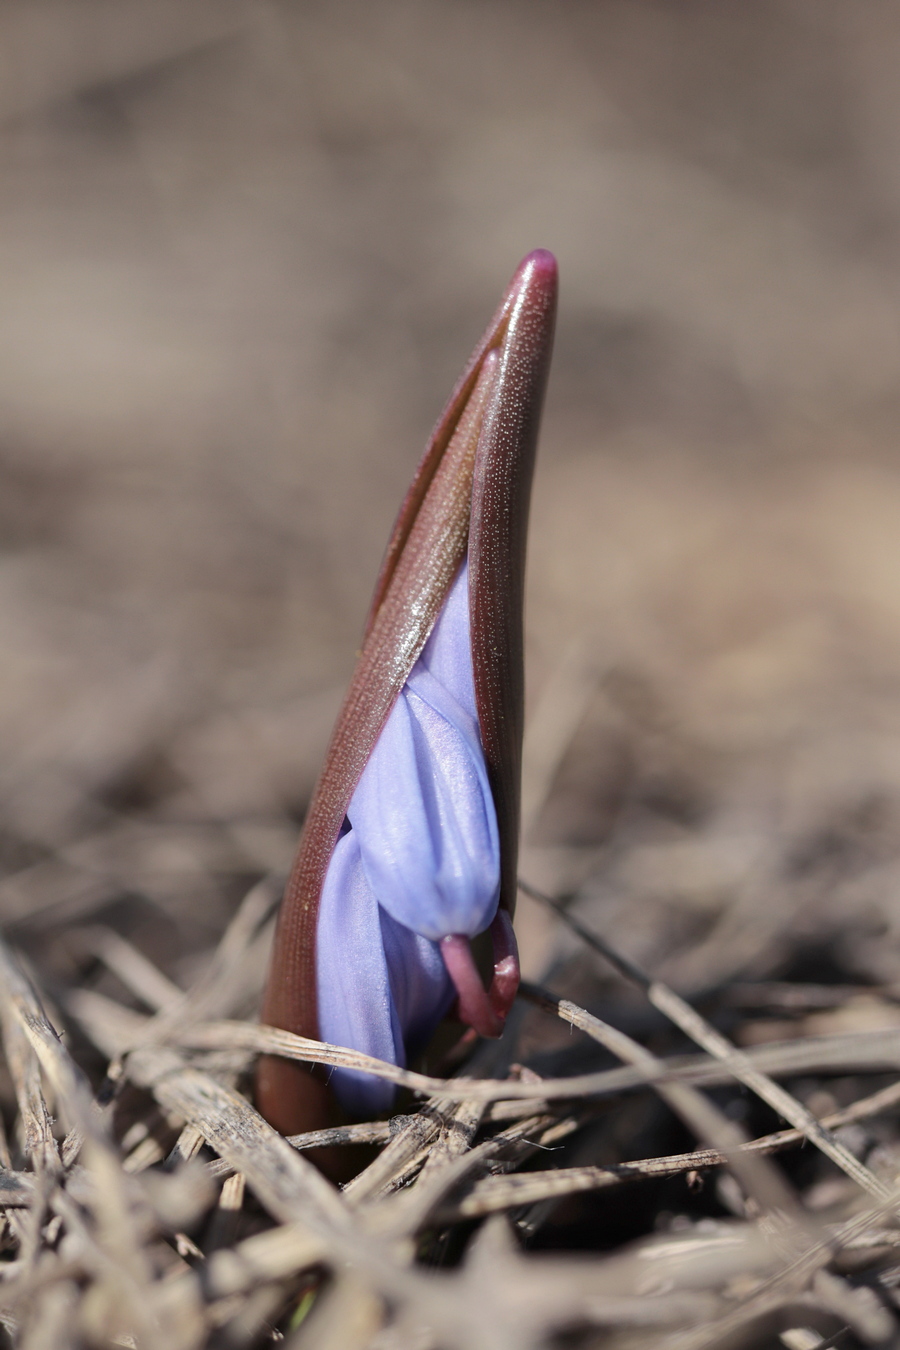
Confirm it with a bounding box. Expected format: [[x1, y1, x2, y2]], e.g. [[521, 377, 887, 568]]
[[257, 251, 557, 1137], [317, 558, 499, 1113]]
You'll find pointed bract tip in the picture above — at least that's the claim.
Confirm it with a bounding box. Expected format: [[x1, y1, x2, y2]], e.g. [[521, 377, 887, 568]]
[[522, 247, 557, 273], [515, 248, 558, 290]]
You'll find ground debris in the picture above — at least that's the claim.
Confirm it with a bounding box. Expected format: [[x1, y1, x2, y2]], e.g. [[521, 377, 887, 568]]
[[0, 857, 893, 1350]]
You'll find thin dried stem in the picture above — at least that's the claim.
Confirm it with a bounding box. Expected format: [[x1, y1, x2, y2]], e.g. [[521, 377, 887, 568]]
[[520, 880, 895, 1201]]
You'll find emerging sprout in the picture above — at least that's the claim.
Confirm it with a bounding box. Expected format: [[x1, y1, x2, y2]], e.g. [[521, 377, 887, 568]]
[[257, 251, 557, 1135]]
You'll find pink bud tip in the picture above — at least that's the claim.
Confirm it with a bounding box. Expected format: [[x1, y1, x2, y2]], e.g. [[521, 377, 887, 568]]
[[440, 907, 521, 1040]]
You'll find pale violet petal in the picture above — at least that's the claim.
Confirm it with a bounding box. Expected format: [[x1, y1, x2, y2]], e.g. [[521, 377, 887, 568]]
[[315, 556, 500, 1115], [315, 827, 399, 1115], [379, 907, 455, 1055], [415, 559, 478, 722], [317, 827, 456, 1116], [347, 560, 500, 940]]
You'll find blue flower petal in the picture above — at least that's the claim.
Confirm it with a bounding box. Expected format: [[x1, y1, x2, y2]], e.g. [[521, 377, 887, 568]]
[[316, 826, 454, 1116], [414, 554, 480, 722], [379, 905, 454, 1057], [315, 826, 398, 1115], [316, 558, 500, 1116], [347, 561, 500, 940]]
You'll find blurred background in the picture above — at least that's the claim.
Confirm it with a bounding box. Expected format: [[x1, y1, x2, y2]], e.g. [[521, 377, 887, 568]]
[[5, 0, 900, 1012]]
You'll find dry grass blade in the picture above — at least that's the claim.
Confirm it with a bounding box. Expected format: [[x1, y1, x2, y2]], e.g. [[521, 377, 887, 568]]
[[0, 1014, 59, 1181], [124, 1044, 351, 1233], [0, 1172, 35, 1207], [342, 1108, 444, 1203], [647, 980, 894, 1202], [206, 1170, 246, 1251], [206, 1120, 394, 1180], [75, 925, 185, 1013], [521, 880, 895, 1202], [64, 988, 153, 1059], [17, 1279, 79, 1350], [202, 1222, 326, 1302], [0, 936, 170, 1349], [105, 875, 282, 1069], [439, 1077, 900, 1221], [156, 873, 282, 1026], [520, 983, 807, 1228], [416, 1098, 485, 1183], [653, 1182, 900, 1350], [284, 1269, 383, 1350], [175, 1015, 900, 1100], [368, 1138, 502, 1238]]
